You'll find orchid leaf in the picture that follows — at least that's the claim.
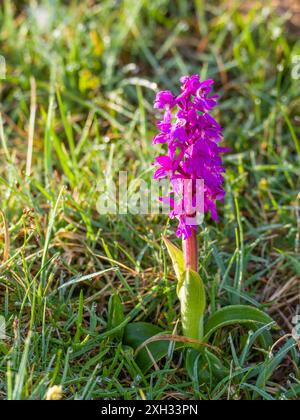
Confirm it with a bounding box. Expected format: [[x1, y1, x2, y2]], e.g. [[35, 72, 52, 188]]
[[123, 322, 178, 372], [204, 305, 277, 348], [178, 270, 206, 345], [163, 236, 185, 284]]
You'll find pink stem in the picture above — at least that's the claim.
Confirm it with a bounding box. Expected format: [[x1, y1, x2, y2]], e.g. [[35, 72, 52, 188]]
[[182, 229, 198, 272]]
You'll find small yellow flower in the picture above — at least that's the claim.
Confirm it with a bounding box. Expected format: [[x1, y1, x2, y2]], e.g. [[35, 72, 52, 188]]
[[259, 178, 268, 191], [46, 385, 63, 401], [79, 69, 100, 93], [90, 30, 104, 57]]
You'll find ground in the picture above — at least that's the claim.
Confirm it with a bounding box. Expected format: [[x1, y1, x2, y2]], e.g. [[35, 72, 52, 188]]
[[0, 0, 299, 400]]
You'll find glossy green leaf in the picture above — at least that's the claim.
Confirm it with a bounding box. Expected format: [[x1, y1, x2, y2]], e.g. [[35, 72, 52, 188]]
[[204, 305, 277, 344], [123, 322, 178, 372], [163, 236, 185, 283], [178, 270, 206, 345], [107, 293, 125, 339]]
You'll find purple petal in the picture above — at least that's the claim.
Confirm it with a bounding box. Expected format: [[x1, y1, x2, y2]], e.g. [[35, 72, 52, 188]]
[[155, 155, 173, 168], [152, 75, 227, 237], [154, 168, 168, 179], [154, 91, 174, 109], [153, 133, 168, 144]]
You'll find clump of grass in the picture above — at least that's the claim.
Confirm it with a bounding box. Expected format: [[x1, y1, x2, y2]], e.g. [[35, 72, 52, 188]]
[[0, 0, 299, 400]]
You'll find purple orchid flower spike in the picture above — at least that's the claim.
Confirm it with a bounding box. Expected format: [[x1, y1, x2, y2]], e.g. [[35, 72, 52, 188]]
[[153, 75, 228, 247]]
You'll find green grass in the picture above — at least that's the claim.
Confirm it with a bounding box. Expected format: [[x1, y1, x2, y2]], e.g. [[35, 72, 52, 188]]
[[0, 0, 300, 400]]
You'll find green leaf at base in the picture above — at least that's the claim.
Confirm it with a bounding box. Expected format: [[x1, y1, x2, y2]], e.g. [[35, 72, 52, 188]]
[[178, 270, 206, 345], [123, 322, 177, 372], [204, 305, 277, 347]]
